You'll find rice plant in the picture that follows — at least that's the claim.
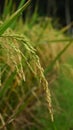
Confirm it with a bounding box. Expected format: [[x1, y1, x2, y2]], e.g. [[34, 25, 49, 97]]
[[0, 0, 73, 130], [0, 1, 54, 130]]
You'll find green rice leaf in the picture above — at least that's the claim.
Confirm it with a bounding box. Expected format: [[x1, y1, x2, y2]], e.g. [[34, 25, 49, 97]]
[[0, 70, 16, 99], [0, 0, 31, 36]]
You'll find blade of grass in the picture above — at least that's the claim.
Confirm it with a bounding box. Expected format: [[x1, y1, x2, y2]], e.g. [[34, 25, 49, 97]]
[[3, 0, 13, 18], [36, 38, 73, 45], [0, 0, 31, 36], [0, 70, 16, 99], [11, 0, 26, 28], [29, 2, 38, 28], [61, 22, 73, 33], [44, 41, 73, 75], [18, 0, 26, 9]]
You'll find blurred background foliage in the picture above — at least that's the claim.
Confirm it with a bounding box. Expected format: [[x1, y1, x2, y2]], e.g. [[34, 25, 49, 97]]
[[0, 0, 73, 32]]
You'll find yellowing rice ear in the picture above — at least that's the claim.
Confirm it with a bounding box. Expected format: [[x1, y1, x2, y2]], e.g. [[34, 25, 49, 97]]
[[0, 32, 25, 86], [1, 29, 53, 122], [35, 59, 54, 122]]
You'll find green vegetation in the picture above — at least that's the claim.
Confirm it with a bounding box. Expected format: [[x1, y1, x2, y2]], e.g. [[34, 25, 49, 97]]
[[0, 1, 73, 130]]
